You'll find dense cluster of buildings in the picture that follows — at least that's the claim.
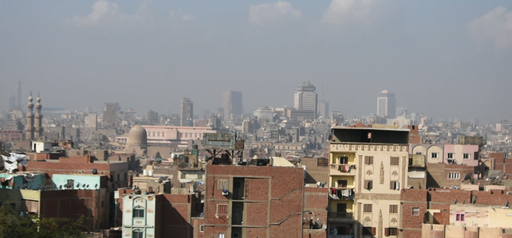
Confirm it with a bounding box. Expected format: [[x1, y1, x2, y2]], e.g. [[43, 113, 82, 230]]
[[2, 81, 512, 238]]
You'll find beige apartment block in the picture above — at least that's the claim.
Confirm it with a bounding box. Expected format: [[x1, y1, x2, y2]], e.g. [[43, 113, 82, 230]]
[[328, 127, 409, 238]]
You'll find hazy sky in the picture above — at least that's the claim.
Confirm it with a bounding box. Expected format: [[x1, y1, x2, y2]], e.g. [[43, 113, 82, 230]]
[[1, 1, 512, 122]]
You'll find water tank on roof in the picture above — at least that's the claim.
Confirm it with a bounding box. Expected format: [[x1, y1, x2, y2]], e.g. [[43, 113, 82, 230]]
[[143, 170, 148, 176], [92, 168, 98, 174], [148, 170, 154, 177]]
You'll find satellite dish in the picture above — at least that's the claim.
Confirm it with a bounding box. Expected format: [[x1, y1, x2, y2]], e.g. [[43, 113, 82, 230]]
[[463, 172, 473, 181], [95, 184, 98, 188], [59, 185, 62, 189], [470, 178, 475, 184], [463, 200, 466, 204], [76, 183, 81, 188], [472, 196, 478, 204], [454, 199, 458, 204], [506, 201, 509, 207]]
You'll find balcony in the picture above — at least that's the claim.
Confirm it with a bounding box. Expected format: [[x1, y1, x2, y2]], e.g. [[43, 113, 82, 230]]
[[329, 188, 354, 200], [329, 164, 356, 176], [328, 212, 353, 220]]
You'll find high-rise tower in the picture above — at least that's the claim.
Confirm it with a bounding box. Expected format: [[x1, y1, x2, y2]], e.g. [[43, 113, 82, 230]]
[[25, 92, 34, 140], [180, 97, 194, 126], [376, 90, 396, 118], [16, 80, 21, 110], [221, 91, 243, 120], [293, 81, 318, 118], [34, 93, 43, 139]]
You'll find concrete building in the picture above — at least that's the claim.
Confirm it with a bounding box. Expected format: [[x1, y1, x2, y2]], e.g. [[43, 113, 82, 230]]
[[253, 106, 274, 122], [221, 91, 243, 120], [376, 90, 396, 118], [85, 113, 98, 130], [181, 97, 194, 126], [328, 126, 409, 238], [102, 102, 120, 128], [147, 110, 159, 125], [117, 125, 216, 148], [401, 188, 512, 238], [294, 81, 318, 118], [318, 101, 329, 119], [411, 144, 479, 167]]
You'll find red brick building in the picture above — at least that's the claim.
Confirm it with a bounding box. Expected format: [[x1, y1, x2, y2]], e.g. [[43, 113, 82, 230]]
[[203, 164, 306, 238], [0, 130, 23, 141]]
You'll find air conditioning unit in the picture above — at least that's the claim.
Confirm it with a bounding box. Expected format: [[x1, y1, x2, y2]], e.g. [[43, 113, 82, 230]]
[[221, 189, 229, 196]]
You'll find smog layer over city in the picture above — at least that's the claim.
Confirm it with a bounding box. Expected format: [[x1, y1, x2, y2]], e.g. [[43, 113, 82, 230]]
[[1, 1, 512, 238]]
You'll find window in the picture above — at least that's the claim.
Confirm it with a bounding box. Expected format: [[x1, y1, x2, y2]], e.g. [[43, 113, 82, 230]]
[[217, 179, 229, 190], [363, 204, 372, 213], [338, 156, 348, 164], [364, 156, 374, 165], [217, 204, 228, 215], [389, 205, 398, 213], [415, 152, 422, 155], [448, 172, 460, 179], [364, 180, 373, 190], [447, 153, 453, 159], [385, 228, 398, 236], [390, 157, 399, 166], [463, 153, 470, 160], [431, 152, 438, 159], [132, 230, 144, 238], [412, 207, 420, 216], [456, 213, 465, 222], [200, 225, 204, 233], [133, 207, 144, 218], [390, 181, 400, 190]]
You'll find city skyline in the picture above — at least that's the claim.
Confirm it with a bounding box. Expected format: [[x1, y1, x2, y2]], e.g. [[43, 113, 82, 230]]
[[1, 1, 512, 122]]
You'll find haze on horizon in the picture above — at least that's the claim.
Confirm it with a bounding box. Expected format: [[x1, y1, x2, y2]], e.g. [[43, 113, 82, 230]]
[[1, 0, 511, 123]]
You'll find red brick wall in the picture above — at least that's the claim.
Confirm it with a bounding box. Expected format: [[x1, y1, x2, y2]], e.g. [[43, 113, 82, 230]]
[[401, 189, 428, 237], [204, 164, 304, 238]]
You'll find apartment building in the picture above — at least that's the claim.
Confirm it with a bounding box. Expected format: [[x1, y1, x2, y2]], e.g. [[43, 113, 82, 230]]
[[328, 127, 409, 238]]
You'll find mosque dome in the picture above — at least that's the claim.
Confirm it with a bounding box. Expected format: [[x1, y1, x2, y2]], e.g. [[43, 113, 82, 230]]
[[128, 125, 147, 147]]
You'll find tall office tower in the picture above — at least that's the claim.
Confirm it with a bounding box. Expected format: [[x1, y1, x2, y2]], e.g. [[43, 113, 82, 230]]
[[102, 103, 120, 128], [16, 80, 21, 110], [376, 90, 396, 118], [318, 101, 329, 119], [25, 92, 34, 140], [8, 95, 16, 111], [293, 81, 318, 118], [85, 113, 98, 130], [34, 93, 43, 139], [180, 97, 194, 126], [221, 91, 243, 120]]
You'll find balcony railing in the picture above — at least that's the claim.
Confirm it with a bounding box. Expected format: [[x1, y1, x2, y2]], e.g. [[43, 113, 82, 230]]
[[328, 212, 353, 219], [330, 164, 356, 172]]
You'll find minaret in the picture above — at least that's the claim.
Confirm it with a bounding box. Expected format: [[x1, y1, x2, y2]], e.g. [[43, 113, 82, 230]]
[[25, 92, 34, 140], [34, 92, 43, 139]]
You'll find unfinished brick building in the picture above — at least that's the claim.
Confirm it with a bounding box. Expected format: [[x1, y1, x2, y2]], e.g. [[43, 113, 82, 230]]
[[203, 164, 306, 238]]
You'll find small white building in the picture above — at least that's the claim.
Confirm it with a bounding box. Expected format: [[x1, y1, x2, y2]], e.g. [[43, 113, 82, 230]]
[[30, 141, 51, 153], [122, 193, 157, 238]]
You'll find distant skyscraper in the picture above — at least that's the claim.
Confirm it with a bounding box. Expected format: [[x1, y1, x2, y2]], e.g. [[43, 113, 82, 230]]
[[8, 95, 16, 111], [221, 91, 243, 120], [318, 101, 329, 119], [16, 80, 21, 110], [180, 97, 194, 126], [147, 110, 159, 125], [102, 103, 120, 128], [293, 81, 318, 118], [377, 90, 396, 118]]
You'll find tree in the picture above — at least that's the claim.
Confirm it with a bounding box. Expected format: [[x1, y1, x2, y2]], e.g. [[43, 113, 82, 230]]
[[0, 205, 85, 238]]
